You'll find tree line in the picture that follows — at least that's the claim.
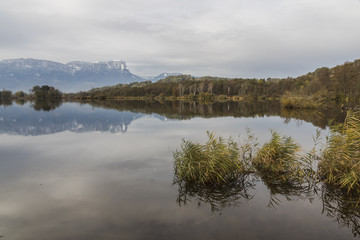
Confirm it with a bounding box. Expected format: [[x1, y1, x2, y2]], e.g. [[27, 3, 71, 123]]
[[0, 85, 62, 101], [66, 75, 302, 101], [65, 59, 360, 107], [0, 85, 62, 111]]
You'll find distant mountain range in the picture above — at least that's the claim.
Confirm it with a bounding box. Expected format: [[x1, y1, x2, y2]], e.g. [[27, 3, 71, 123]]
[[0, 58, 182, 92]]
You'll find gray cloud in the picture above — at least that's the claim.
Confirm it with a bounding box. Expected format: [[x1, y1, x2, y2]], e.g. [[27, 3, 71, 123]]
[[0, 0, 359, 78]]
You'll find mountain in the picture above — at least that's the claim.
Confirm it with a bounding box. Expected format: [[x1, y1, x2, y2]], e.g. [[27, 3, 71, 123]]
[[0, 58, 185, 92], [0, 58, 144, 92]]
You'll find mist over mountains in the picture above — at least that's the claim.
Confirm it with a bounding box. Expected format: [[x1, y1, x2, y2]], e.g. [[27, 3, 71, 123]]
[[0, 58, 181, 92]]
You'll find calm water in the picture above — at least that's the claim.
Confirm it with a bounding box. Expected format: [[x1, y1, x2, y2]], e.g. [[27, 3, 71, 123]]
[[0, 101, 357, 239]]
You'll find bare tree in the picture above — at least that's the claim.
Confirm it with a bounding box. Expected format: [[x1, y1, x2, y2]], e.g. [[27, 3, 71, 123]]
[[198, 82, 205, 93], [178, 83, 185, 96], [208, 82, 213, 93]]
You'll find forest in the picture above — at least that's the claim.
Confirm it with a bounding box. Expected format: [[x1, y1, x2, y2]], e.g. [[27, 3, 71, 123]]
[[63, 59, 360, 109]]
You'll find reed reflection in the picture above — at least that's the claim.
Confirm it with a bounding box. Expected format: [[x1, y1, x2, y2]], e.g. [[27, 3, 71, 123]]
[[258, 173, 317, 208], [321, 184, 360, 237], [174, 174, 256, 213]]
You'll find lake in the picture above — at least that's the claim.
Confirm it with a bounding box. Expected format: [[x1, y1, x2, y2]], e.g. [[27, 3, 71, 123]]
[[0, 101, 358, 239]]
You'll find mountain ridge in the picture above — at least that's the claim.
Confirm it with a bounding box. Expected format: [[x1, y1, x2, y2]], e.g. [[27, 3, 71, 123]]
[[0, 58, 181, 92]]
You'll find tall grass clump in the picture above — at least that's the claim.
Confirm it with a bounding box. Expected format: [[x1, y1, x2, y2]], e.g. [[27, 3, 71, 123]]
[[318, 110, 360, 193], [251, 130, 314, 183], [173, 131, 245, 185]]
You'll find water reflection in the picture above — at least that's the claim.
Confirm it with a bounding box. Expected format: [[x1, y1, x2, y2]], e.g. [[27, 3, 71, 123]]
[[77, 100, 346, 129], [0, 102, 144, 135], [321, 184, 360, 237], [175, 174, 256, 212], [83, 99, 281, 120], [281, 107, 346, 129], [173, 170, 316, 213], [0, 98, 12, 107], [257, 173, 317, 208], [0, 100, 347, 136], [0, 101, 355, 239], [173, 168, 360, 238], [32, 99, 62, 111]]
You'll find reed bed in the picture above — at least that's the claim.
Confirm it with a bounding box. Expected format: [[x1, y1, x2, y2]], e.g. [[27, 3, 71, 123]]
[[173, 131, 245, 185], [253, 131, 300, 175], [173, 130, 307, 185], [319, 110, 360, 193], [280, 92, 327, 109], [174, 109, 360, 194]]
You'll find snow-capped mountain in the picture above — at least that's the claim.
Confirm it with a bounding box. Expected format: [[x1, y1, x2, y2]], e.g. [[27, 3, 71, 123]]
[[0, 58, 144, 92]]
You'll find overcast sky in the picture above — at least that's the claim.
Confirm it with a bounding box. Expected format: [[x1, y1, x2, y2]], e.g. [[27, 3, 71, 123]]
[[1, 0, 359, 78]]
